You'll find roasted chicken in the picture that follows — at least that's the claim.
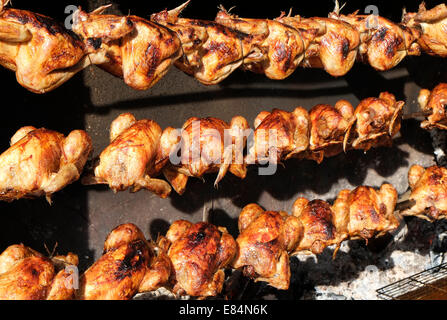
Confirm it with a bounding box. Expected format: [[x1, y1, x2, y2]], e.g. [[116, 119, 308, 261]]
[[72, 6, 182, 90], [83, 113, 171, 198], [331, 8, 421, 71], [77, 223, 171, 300], [157, 116, 249, 195], [0, 244, 78, 300], [0, 0, 92, 93], [291, 199, 347, 255], [151, 2, 253, 85], [159, 220, 237, 297], [332, 184, 399, 241], [403, 3, 447, 57], [344, 92, 404, 151], [0, 126, 92, 203], [400, 165, 447, 221], [245, 107, 310, 164], [418, 83, 447, 130], [232, 204, 302, 290]]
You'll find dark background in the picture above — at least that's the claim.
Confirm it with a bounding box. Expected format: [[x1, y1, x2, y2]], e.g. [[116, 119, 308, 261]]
[[0, 0, 444, 298]]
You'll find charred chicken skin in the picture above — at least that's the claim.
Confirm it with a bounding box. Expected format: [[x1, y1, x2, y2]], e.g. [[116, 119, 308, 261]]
[[157, 116, 249, 195], [0, 0, 90, 93], [403, 3, 447, 57], [72, 6, 182, 90], [159, 220, 237, 297], [83, 113, 171, 198], [0, 126, 92, 203], [401, 165, 447, 221], [0, 244, 78, 300], [418, 83, 447, 130], [232, 204, 302, 290], [77, 223, 171, 300]]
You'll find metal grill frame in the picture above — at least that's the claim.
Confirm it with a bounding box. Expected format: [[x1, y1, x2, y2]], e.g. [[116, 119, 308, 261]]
[[377, 263, 447, 300]]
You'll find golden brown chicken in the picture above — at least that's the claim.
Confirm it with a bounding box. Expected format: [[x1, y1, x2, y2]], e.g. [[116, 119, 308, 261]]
[[291, 199, 347, 255], [159, 220, 236, 297], [332, 184, 399, 241], [344, 92, 404, 151], [0, 244, 78, 300], [77, 223, 171, 300], [151, 2, 253, 85], [245, 107, 310, 164], [72, 5, 181, 90], [403, 3, 447, 57], [232, 204, 302, 290], [418, 83, 447, 130], [215, 9, 308, 80], [331, 9, 421, 71], [0, 126, 92, 203], [307, 100, 354, 162], [157, 116, 249, 195], [400, 165, 447, 221], [83, 113, 171, 198], [0, 0, 92, 93]]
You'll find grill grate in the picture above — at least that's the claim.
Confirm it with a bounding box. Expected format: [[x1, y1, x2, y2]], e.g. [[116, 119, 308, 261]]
[[377, 263, 447, 300]]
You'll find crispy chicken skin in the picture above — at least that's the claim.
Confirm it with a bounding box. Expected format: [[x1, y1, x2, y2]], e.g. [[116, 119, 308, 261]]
[[160, 220, 237, 297], [232, 204, 302, 290], [0, 244, 78, 300], [418, 83, 447, 130], [308, 100, 354, 162], [157, 116, 249, 195], [291, 199, 347, 255], [0, 0, 90, 93], [151, 2, 252, 85], [83, 113, 171, 198], [344, 92, 404, 151], [215, 9, 307, 80], [403, 3, 447, 57], [73, 6, 181, 90], [246, 108, 310, 164], [0, 126, 92, 203], [331, 10, 420, 71], [332, 184, 399, 241], [401, 165, 447, 221]]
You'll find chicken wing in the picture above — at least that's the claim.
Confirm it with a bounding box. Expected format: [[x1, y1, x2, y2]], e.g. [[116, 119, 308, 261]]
[[157, 116, 249, 195], [0, 244, 78, 300], [291, 199, 347, 255], [245, 107, 310, 164], [332, 184, 399, 241], [401, 165, 447, 221], [73, 6, 182, 90], [83, 113, 171, 198], [344, 92, 404, 151], [0, 0, 91, 93], [160, 220, 237, 297], [232, 204, 302, 290], [151, 2, 253, 84], [331, 10, 420, 71], [0, 126, 92, 203], [403, 3, 447, 57], [418, 83, 447, 130]]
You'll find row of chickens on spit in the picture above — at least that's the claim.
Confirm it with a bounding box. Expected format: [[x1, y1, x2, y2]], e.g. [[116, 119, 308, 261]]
[[0, 0, 447, 93], [0, 162, 446, 299]]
